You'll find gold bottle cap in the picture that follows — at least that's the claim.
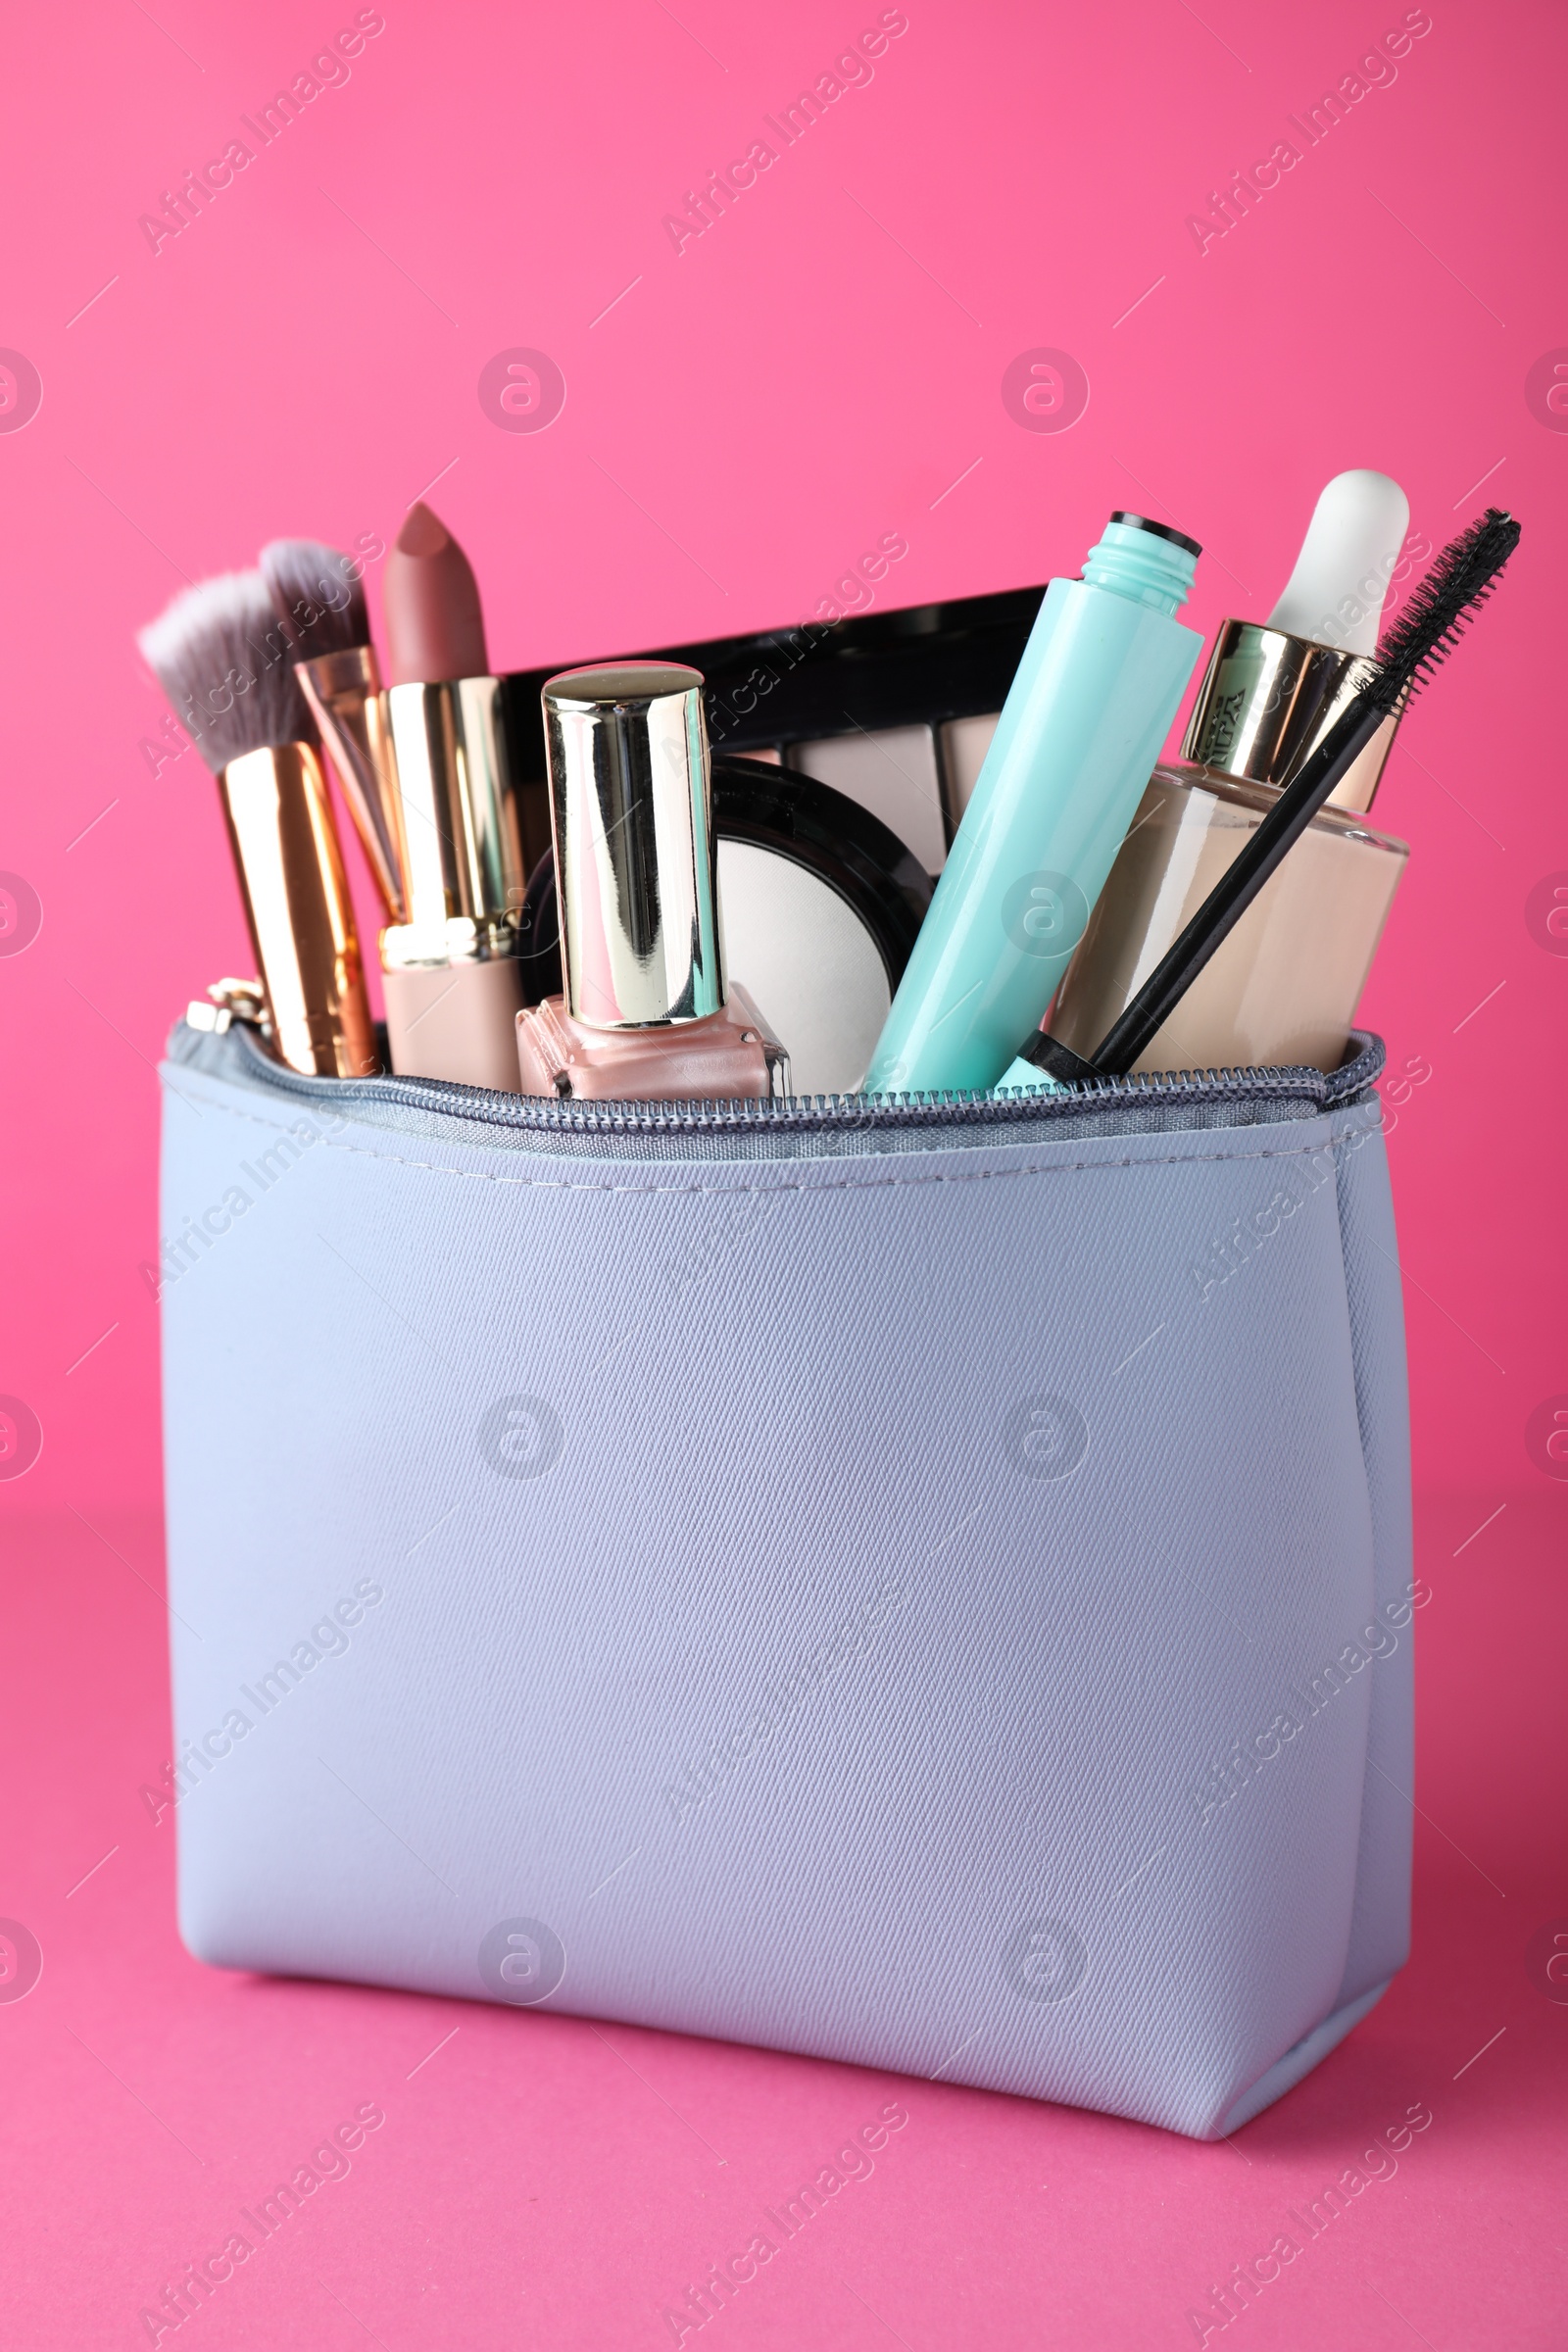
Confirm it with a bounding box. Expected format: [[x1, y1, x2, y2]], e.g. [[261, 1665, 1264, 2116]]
[[1181, 620, 1399, 814], [542, 662, 723, 1030]]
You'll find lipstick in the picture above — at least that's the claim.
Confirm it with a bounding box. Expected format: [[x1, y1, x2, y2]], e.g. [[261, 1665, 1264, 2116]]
[[384, 502, 489, 683], [376, 504, 529, 1093]]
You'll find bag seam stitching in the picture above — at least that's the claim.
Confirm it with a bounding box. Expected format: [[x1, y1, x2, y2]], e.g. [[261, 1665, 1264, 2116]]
[[164, 1081, 1379, 1197]]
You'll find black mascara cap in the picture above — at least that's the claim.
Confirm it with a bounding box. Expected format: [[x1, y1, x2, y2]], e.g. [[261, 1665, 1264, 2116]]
[[1109, 512, 1203, 559]]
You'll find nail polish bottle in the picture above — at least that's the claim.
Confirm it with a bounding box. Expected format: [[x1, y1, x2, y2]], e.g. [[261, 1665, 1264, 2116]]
[[515, 663, 789, 1102], [1048, 472, 1413, 1077]]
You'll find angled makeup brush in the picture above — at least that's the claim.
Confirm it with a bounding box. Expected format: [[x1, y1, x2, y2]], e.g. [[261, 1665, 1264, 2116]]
[[139, 571, 379, 1079], [1012, 508, 1523, 1087], [260, 538, 405, 923]]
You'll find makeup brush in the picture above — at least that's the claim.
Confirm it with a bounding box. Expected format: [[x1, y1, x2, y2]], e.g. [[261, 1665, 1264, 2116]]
[[1013, 508, 1522, 1087], [139, 569, 302, 766], [139, 571, 379, 1079], [260, 538, 405, 923]]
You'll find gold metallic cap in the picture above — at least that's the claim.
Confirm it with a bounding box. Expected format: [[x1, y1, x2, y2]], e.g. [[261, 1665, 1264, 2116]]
[[1182, 620, 1399, 814], [379, 676, 525, 970], [542, 662, 723, 1030]]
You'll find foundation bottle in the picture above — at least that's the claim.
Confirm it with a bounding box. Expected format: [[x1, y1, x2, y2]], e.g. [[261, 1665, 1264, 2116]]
[[1050, 473, 1412, 1075], [516, 663, 789, 1102]]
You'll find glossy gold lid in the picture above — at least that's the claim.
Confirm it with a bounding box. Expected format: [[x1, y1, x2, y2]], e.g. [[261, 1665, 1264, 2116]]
[[1181, 620, 1399, 813]]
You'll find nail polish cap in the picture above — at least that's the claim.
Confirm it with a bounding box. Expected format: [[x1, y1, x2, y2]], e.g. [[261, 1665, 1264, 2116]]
[[542, 662, 724, 1029]]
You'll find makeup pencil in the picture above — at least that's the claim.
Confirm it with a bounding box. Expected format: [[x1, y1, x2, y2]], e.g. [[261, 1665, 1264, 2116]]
[[138, 572, 380, 1079], [1009, 508, 1522, 1088]]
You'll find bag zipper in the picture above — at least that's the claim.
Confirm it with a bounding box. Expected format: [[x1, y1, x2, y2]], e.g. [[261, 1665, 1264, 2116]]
[[190, 1016, 1387, 1140]]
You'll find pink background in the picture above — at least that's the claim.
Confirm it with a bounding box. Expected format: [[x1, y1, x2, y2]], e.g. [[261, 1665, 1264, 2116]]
[[1, 1, 1564, 2344]]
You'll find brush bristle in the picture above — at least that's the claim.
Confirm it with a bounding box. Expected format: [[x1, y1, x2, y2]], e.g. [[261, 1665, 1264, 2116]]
[[258, 538, 369, 662], [1368, 507, 1521, 712], [137, 572, 314, 770]]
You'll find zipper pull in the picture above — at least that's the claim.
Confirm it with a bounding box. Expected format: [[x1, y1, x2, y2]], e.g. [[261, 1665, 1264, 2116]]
[[186, 977, 270, 1037]]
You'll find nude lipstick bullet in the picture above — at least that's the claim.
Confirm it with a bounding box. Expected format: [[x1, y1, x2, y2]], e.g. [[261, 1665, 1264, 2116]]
[[377, 504, 529, 1093]]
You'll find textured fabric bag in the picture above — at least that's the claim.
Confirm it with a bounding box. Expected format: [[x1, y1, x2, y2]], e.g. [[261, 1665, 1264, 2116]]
[[158, 1018, 1412, 2140]]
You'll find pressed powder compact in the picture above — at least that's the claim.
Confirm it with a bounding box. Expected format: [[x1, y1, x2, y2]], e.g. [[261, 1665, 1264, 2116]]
[[517, 756, 931, 1097]]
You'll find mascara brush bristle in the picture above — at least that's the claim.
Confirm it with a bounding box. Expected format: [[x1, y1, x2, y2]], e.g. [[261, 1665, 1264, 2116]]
[[258, 539, 369, 663], [1369, 507, 1521, 711], [137, 572, 314, 771]]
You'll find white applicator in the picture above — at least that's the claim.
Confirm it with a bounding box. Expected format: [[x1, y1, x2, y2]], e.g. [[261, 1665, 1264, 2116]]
[[1265, 468, 1411, 654]]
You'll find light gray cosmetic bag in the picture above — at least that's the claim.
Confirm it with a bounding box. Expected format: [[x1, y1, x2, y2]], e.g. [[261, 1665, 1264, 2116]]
[[158, 1018, 1413, 2141]]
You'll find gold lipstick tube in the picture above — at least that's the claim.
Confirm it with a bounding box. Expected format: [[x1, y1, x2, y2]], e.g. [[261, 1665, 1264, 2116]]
[[376, 677, 528, 1092], [218, 743, 380, 1078], [294, 646, 406, 922]]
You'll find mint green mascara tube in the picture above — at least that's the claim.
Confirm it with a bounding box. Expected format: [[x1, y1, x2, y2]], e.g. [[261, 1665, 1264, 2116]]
[[863, 514, 1203, 1097]]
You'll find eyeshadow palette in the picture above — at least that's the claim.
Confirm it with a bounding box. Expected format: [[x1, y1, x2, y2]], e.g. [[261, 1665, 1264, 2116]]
[[499, 582, 1046, 887]]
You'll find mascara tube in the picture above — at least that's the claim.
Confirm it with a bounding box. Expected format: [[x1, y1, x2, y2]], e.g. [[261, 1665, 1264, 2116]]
[[863, 514, 1204, 1097]]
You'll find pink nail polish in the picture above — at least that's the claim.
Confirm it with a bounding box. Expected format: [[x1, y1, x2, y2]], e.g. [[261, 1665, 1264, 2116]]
[[516, 663, 789, 1102]]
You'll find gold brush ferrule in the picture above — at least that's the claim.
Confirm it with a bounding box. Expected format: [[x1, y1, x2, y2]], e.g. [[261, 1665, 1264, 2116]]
[[218, 744, 380, 1078], [295, 645, 406, 922], [378, 677, 526, 973]]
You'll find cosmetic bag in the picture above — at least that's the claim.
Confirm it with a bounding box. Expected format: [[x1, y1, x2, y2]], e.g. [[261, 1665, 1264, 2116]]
[[157, 1018, 1412, 2141]]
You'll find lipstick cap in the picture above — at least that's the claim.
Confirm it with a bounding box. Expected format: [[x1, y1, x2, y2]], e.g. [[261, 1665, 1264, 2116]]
[[543, 662, 723, 1029], [1181, 620, 1399, 814]]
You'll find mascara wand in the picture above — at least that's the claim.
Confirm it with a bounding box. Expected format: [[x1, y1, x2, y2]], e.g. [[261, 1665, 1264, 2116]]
[[1015, 507, 1522, 1087]]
